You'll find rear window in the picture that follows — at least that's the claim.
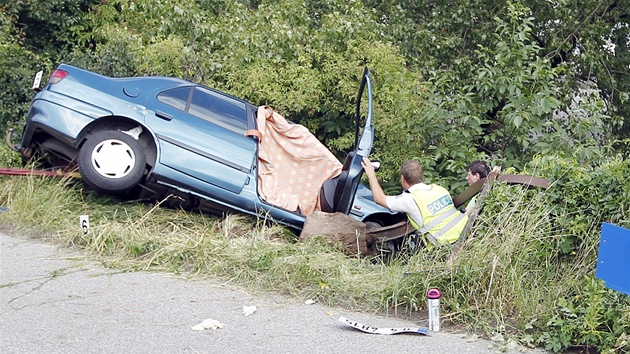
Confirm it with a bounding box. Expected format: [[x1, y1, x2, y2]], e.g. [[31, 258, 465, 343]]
[[157, 87, 191, 111], [188, 87, 248, 134]]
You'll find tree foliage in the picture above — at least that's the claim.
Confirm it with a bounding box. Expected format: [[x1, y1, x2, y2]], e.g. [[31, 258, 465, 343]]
[[368, 0, 629, 140], [0, 6, 51, 134], [2, 0, 627, 180]]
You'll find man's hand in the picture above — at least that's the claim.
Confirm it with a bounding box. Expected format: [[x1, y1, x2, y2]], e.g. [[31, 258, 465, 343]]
[[361, 157, 388, 208], [361, 157, 375, 177]]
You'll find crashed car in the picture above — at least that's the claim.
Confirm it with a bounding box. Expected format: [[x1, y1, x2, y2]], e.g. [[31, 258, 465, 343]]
[[8, 64, 408, 234]]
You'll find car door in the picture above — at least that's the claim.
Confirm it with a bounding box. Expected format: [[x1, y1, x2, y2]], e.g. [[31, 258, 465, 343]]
[[146, 85, 257, 195], [333, 67, 375, 215]]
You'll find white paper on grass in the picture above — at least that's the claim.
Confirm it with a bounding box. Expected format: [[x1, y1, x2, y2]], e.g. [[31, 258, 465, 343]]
[[337, 316, 428, 335]]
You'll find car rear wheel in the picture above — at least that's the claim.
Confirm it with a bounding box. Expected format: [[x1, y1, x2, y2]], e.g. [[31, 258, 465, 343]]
[[78, 130, 146, 194]]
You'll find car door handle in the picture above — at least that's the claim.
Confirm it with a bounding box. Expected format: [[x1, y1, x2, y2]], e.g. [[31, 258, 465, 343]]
[[155, 111, 172, 121]]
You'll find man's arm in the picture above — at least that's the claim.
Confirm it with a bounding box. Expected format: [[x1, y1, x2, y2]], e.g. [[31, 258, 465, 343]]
[[464, 198, 475, 216], [361, 157, 388, 208]]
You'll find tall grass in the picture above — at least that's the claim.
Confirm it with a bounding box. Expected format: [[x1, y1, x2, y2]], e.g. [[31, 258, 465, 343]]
[[0, 175, 412, 310], [0, 174, 555, 316], [448, 186, 564, 330]]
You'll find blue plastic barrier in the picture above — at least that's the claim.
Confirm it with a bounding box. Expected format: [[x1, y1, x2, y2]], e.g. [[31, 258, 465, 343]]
[[596, 222, 630, 296]]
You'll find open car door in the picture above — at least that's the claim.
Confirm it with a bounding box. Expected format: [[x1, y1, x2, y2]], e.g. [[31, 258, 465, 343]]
[[319, 67, 374, 214]]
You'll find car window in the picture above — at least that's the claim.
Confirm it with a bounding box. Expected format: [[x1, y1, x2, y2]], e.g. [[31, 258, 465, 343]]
[[157, 87, 191, 111], [188, 87, 248, 134]]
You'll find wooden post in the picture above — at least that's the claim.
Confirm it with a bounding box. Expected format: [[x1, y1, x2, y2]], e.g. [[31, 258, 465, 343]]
[[452, 166, 502, 253]]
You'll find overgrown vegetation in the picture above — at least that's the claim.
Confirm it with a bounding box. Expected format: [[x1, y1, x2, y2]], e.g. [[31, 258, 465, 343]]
[[1, 0, 629, 352], [1, 152, 629, 353], [2, 0, 628, 189]]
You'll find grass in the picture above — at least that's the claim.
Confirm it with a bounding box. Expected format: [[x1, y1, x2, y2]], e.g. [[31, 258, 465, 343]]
[[0, 174, 413, 308], [0, 173, 549, 309], [0, 171, 623, 352]]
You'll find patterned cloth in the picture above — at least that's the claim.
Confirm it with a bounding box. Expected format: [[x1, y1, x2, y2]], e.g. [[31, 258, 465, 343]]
[[253, 106, 342, 215]]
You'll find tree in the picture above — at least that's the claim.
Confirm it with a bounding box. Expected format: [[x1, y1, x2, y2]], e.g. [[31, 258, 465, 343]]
[[366, 0, 629, 156], [0, 6, 51, 134], [7, 0, 98, 55], [5, 0, 628, 182]]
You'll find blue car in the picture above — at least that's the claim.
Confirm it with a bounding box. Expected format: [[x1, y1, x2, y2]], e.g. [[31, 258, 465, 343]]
[[11, 64, 407, 233]]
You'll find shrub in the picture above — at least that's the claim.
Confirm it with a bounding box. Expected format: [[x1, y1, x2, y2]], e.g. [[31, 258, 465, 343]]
[[462, 154, 630, 352]]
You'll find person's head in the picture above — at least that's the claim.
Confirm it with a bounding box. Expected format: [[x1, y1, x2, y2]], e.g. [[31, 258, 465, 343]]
[[466, 160, 490, 186], [400, 160, 424, 188]]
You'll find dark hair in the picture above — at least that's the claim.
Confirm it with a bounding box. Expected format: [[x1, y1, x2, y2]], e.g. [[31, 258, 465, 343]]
[[401, 160, 424, 185], [466, 160, 490, 178]]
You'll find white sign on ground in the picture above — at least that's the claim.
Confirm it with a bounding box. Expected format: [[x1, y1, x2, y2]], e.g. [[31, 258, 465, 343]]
[[337, 316, 428, 335]]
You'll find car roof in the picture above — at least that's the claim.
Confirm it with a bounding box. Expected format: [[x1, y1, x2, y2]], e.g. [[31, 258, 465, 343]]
[[58, 63, 194, 91]]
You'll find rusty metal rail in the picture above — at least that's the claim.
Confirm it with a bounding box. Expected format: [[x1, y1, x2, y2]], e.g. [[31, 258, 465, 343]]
[[366, 220, 413, 243], [0, 167, 80, 178]]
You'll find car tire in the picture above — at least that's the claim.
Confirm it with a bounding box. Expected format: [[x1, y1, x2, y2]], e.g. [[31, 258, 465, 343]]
[[78, 130, 146, 195], [364, 221, 382, 230]]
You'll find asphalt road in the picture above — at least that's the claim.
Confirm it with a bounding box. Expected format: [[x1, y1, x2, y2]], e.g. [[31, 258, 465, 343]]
[[0, 231, 546, 354]]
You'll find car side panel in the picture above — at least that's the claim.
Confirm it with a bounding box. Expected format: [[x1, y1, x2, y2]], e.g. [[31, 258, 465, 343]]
[[22, 69, 149, 150], [43, 72, 147, 118], [351, 183, 401, 220], [145, 103, 256, 195], [22, 91, 113, 143], [157, 139, 252, 194], [152, 165, 307, 228]]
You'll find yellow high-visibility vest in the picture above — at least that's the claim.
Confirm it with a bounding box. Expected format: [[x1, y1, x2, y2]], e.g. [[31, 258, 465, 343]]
[[408, 184, 468, 245]]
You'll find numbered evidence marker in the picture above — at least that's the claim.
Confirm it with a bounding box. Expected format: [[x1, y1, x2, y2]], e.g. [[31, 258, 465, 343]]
[[32, 70, 43, 90], [79, 215, 90, 235]]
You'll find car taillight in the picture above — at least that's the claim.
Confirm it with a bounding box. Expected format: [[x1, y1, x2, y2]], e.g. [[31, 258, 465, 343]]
[[48, 69, 68, 84]]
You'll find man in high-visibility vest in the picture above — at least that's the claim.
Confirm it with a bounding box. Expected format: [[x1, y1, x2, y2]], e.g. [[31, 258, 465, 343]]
[[361, 157, 467, 246]]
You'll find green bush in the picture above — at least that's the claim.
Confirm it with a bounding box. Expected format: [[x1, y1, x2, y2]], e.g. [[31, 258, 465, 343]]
[[0, 144, 21, 167], [465, 154, 630, 353], [0, 19, 49, 133]]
